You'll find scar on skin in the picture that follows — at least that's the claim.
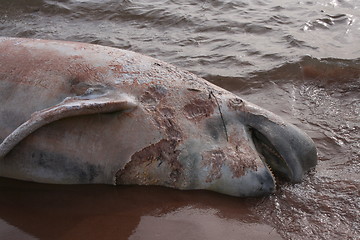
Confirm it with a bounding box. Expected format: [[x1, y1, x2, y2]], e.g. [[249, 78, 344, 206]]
[[115, 139, 182, 187], [140, 85, 168, 105], [201, 149, 226, 183], [228, 98, 244, 111], [183, 98, 216, 121], [209, 91, 228, 141]]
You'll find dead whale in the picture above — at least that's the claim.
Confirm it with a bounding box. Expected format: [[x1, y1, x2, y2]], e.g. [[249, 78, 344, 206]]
[[0, 37, 317, 197]]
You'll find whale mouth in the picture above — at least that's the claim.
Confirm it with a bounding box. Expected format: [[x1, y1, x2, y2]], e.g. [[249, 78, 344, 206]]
[[250, 128, 293, 183]]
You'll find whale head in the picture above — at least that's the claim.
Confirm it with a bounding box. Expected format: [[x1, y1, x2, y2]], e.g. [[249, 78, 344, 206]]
[[182, 96, 318, 197], [117, 90, 317, 197]]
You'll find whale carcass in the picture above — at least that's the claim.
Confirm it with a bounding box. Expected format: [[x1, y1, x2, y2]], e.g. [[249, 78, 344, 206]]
[[0, 38, 317, 197]]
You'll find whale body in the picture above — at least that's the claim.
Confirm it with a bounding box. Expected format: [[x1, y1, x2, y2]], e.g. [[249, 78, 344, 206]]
[[0, 37, 317, 197]]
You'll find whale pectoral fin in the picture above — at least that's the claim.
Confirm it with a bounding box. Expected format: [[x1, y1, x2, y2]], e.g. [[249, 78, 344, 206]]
[[0, 95, 137, 158]]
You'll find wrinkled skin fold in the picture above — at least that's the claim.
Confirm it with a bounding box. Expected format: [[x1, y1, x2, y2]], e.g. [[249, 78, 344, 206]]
[[0, 38, 317, 197]]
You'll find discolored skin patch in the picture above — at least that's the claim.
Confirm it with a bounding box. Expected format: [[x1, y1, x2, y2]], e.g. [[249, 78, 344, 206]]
[[201, 149, 226, 183], [205, 118, 226, 141], [30, 150, 102, 183], [141, 84, 183, 140], [140, 85, 168, 105], [116, 95, 185, 187], [227, 98, 245, 112], [201, 139, 259, 183], [156, 107, 182, 139], [67, 63, 105, 84], [183, 98, 216, 121], [3, 146, 102, 184], [115, 139, 183, 187], [70, 82, 110, 96], [227, 138, 259, 178], [1, 42, 105, 90]]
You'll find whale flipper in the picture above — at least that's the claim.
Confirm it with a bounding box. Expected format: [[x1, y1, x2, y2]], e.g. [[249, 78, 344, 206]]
[[0, 95, 137, 158]]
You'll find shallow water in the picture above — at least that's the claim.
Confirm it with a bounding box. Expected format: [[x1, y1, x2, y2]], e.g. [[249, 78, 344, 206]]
[[0, 0, 359, 239]]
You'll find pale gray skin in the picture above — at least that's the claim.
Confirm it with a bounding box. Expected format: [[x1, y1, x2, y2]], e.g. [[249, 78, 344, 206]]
[[0, 38, 317, 197]]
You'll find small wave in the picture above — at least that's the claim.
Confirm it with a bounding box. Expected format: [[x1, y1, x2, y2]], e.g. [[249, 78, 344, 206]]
[[193, 56, 360, 95], [203, 75, 253, 93], [282, 35, 317, 49], [303, 13, 354, 31], [250, 56, 360, 84], [38, 0, 197, 29], [255, 176, 360, 239]]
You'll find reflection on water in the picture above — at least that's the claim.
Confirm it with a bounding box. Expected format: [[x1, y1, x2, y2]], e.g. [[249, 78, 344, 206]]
[[130, 207, 282, 240], [0, 178, 281, 240], [0, 219, 36, 240], [0, 0, 359, 239]]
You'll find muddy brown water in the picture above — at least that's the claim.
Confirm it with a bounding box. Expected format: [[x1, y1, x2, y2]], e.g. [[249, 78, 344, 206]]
[[0, 0, 359, 239]]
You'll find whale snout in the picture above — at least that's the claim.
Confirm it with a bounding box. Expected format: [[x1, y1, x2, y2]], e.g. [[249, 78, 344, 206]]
[[243, 110, 317, 183]]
